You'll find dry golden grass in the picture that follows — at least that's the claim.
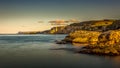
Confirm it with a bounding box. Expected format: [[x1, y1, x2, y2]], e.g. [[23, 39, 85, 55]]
[[91, 20, 114, 27]]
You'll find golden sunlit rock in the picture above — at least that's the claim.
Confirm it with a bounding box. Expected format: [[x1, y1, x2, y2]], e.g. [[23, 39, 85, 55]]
[[98, 30, 120, 45], [64, 30, 101, 45]]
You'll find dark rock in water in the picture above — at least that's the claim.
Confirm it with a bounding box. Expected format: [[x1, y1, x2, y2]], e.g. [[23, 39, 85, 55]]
[[55, 40, 67, 44]]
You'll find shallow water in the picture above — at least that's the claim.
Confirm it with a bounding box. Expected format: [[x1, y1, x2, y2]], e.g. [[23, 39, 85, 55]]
[[0, 34, 120, 68]]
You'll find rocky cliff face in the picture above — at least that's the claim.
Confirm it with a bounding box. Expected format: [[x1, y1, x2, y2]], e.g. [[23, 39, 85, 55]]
[[41, 19, 118, 34], [62, 29, 120, 56], [63, 30, 101, 44], [107, 20, 120, 30], [79, 30, 120, 56], [18, 19, 120, 34], [64, 30, 120, 45], [98, 30, 120, 46], [55, 19, 120, 56]]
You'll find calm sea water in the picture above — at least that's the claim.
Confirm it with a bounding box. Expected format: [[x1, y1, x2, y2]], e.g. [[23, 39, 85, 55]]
[[0, 34, 120, 68]]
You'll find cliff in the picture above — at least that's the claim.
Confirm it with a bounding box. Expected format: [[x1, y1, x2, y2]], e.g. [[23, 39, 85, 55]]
[[61, 28, 120, 56], [18, 19, 120, 34], [59, 19, 120, 56], [41, 19, 120, 34]]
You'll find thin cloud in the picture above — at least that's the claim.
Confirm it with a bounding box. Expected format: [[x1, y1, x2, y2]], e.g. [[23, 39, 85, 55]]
[[49, 19, 70, 25], [38, 21, 44, 23], [48, 19, 80, 25], [69, 19, 79, 23]]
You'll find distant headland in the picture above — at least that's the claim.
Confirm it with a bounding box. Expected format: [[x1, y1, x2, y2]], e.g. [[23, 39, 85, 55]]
[[18, 19, 120, 34]]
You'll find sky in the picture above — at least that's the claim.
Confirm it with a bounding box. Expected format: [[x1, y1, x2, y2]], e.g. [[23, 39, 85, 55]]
[[0, 0, 120, 33]]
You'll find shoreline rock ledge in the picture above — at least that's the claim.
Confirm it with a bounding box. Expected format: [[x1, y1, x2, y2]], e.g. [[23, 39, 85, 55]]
[[62, 30, 120, 56]]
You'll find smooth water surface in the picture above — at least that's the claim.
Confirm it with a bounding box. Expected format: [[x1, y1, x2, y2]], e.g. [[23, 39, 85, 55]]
[[0, 34, 120, 68]]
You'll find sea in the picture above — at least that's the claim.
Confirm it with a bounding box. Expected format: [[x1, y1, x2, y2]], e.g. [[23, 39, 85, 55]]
[[0, 34, 120, 68]]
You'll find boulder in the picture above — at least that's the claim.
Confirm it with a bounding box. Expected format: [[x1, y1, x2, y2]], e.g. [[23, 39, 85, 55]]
[[98, 30, 120, 46], [64, 30, 101, 45], [55, 40, 67, 44]]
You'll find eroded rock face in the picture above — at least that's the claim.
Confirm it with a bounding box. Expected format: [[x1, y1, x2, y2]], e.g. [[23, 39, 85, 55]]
[[64, 30, 120, 46], [39, 19, 116, 34], [71, 30, 120, 56], [64, 30, 101, 45], [98, 30, 120, 46], [107, 20, 120, 30]]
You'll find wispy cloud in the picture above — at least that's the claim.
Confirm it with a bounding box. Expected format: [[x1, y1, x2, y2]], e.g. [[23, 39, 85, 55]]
[[38, 21, 44, 23], [48, 19, 80, 25], [69, 19, 80, 23], [49, 19, 69, 25]]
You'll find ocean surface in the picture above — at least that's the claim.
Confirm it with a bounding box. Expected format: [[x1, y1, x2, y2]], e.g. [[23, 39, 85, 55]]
[[0, 34, 120, 68]]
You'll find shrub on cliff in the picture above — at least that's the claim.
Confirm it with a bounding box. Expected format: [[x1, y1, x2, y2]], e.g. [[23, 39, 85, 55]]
[[107, 20, 120, 30]]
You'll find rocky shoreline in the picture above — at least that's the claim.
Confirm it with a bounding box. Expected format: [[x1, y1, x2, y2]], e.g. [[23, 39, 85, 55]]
[[54, 19, 120, 56], [59, 30, 120, 56], [78, 45, 120, 56], [18, 19, 120, 56]]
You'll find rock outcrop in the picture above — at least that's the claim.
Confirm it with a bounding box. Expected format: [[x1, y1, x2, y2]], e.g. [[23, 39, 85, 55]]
[[98, 30, 120, 46], [64, 30, 120, 56], [18, 19, 120, 34], [63, 30, 101, 45], [40, 19, 116, 34], [53, 19, 120, 56]]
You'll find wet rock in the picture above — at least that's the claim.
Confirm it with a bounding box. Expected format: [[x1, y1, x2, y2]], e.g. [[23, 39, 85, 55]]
[[55, 40, 67, 44]]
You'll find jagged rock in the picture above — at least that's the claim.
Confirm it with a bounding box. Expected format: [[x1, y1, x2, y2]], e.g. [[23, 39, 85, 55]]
[[107, 20, 120, 30], [73, 30, 120, 56], [64, 30, 101, 45], [62, 29, 120, 56], [98, 30, 120, 46], [55, 40, 67, 44]]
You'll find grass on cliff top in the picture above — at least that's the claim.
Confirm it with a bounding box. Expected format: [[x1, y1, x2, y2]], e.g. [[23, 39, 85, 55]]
[[91, 20, 114, 27], [70, 19, 115, 27]]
